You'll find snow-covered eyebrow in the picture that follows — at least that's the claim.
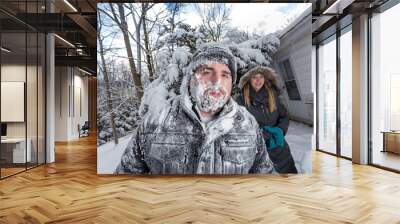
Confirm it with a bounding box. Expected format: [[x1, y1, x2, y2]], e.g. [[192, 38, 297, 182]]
[[196, 66, 231, 75], [221, 69, 231, 75], [196, 65, 212, 73]]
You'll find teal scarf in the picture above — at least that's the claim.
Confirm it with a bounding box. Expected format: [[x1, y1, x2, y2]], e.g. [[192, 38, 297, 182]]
[[261, 126, 285, 150]]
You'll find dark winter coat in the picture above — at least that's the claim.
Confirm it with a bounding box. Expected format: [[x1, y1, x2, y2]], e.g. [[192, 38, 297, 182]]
[[236, 66, 297, 174], [115, 74, 276, 175]]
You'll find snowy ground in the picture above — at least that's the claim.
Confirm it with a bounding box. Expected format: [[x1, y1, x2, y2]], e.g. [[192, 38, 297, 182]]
[[97, 134, 133, 174], [285, 121, 313, 174], [97, 121, 313, 174]]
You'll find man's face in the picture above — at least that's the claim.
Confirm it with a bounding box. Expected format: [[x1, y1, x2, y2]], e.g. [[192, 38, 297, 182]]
[[190, 63, 233, 115]]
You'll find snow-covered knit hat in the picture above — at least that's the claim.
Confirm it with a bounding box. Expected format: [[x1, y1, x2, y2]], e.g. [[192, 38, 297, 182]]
[[186, 45, 237, 83]]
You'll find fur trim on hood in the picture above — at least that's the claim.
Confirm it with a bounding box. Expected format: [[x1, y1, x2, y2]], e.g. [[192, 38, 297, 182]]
[[238, 66, 281, 93]]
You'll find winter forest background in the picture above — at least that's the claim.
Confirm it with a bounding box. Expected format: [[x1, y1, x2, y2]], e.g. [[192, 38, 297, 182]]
[[97, 3, 310, 146]]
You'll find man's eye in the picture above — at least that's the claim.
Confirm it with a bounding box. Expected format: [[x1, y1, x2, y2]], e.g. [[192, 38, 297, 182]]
[[201, 71, 211, 76], [222, 73, 231, 78]]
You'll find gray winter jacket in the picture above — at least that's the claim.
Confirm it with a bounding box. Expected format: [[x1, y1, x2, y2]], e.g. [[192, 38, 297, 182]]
[[115, 75, 276, 175]]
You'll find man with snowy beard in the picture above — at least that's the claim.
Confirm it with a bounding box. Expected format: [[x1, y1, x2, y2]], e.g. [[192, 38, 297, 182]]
[[115, 45, 276, 174]]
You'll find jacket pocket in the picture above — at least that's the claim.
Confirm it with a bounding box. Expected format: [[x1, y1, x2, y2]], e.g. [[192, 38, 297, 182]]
[[220, 134, 257, 174], [147, 133, 188, 174]]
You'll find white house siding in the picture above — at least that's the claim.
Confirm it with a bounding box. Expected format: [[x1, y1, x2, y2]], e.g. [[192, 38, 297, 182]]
[[273, 12, 313, 125]]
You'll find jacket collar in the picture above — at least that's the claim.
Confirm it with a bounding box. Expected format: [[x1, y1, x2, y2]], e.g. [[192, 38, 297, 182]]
[[250, 86, 268, 105]]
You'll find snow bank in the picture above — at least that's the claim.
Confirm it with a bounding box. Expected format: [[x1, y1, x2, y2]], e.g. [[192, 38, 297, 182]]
[[97, 134, 133, 174]]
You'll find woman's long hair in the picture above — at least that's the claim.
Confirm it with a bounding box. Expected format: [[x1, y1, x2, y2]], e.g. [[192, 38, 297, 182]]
[[243, 79, 277, 113]]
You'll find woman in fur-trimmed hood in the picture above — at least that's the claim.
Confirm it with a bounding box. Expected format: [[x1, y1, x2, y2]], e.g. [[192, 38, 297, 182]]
[[236, 66, 298, 174]]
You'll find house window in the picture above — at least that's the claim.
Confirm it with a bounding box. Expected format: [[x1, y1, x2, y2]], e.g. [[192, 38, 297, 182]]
[[280, 59, 301, 101]]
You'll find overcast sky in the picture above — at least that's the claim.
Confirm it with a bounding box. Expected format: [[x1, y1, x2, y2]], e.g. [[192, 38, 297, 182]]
[[180, 3, 311, 35]]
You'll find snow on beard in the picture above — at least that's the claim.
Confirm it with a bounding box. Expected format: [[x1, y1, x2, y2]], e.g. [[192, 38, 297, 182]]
[[190, 74, 230, 114]]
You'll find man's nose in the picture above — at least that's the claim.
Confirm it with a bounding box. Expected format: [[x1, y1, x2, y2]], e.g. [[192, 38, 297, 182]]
[[209, 73, 219, 84]]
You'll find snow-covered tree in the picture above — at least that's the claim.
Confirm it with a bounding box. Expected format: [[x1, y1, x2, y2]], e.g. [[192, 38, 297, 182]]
[[194, 3, 231, 42], [223, 27, 250, 44]]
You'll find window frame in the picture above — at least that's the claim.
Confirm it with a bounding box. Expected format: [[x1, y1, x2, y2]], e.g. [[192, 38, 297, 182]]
[[279, 58, 302, 101]]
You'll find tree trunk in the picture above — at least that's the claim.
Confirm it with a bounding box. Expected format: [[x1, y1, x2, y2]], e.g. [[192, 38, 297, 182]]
[[136, 25, 142, 79], [98, 26, 119, 144], [142, 15, 155, 81], [117, 4, 143, 101]]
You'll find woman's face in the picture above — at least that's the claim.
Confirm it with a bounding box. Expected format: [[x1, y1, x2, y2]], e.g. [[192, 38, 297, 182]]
[[250, 73, 265, 92]]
